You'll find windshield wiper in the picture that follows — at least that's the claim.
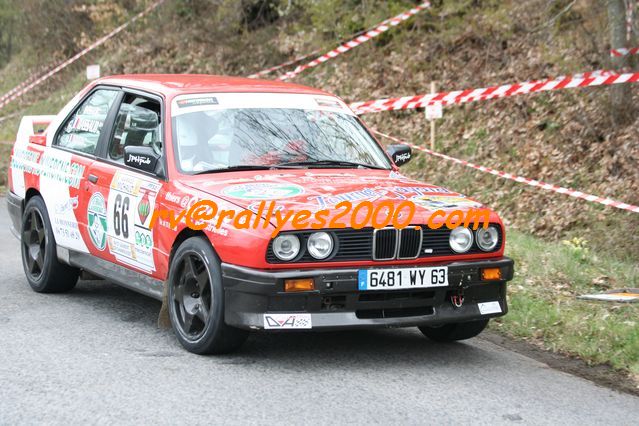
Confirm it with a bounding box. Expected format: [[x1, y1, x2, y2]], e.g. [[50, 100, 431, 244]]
[[277, 159, 387, 170], [192, 164, 285, 175]]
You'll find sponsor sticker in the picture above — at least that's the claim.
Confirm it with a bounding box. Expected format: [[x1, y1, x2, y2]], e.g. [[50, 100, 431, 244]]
[[222, 182, 304, 200], [87, 193, 108, 251], [263, 314, 312, 329], [69, 116, 103, 133], [177, 97, 219, 108], [54, 196, 79, 215], [107, 172, 159, 272], [412, 195, 482, 209], [30, 154, 86, 189], [314, 97, 343, 109], [388, 170, 410, 180], [54, 217, 82, 242], [138, 190, 152, 225], [309, 188, 384, 209]]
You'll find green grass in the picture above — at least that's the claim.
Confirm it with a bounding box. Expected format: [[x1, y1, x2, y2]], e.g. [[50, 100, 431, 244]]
[[493, 230, 639, 375], [0, 69, 88, 141]]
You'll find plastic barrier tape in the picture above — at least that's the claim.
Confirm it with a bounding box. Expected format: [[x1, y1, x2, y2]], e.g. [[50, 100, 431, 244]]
[[372, 130, 639, 214], [247, 50, 321, 79], [0, 0, 165, 112], [610, 47, 639, 57], [349, 70, 639, 114], [277, 2, 431, 81]]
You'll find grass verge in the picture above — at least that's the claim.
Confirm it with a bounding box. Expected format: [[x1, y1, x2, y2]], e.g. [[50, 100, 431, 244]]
[[493, 230, 639, 382], [0, 142, 12, 194]]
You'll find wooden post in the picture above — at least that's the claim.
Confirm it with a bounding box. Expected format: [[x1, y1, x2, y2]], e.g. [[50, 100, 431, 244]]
[[430, 81, 436, 150]]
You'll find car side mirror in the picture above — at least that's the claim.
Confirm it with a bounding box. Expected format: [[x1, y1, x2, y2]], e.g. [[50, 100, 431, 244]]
[[124, 145, 163, 177], [386, 144, 412, 167]]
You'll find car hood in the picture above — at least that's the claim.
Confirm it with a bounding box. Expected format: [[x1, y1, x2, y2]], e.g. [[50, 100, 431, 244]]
[[180, 169, 500, 228]]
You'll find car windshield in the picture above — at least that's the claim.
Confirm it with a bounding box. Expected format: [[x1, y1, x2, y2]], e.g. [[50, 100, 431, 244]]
[[172, 101, 391, 173]]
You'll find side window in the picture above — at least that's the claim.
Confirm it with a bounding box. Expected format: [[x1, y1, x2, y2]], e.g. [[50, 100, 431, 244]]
[[108, 94, 162, 163], [56, 89, 118, 155]]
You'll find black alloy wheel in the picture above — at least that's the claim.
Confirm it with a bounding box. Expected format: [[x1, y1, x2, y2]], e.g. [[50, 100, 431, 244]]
[[20, 196, 79, 293], [22, 208, 46, 280], [172, 252, 212, 341], [167, 236, 248, 354]]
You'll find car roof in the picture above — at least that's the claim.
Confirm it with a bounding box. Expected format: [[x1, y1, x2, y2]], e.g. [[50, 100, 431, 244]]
[[94, 74, 333, 97]]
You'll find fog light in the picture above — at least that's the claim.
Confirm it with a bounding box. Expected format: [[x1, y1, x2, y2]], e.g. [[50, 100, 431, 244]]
[[284, 278, 315, 292], [481, 268, 502, 281]]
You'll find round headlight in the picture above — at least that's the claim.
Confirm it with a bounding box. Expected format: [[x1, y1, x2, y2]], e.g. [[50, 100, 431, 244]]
[[449, 227, 473, 253], [307, 232, 334, 259], [476, 226, 499, 251], [272, 234, 300, 261]]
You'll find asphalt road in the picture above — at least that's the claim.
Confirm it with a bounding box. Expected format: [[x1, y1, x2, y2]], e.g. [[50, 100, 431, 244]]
[[1, 199, 638, 425]]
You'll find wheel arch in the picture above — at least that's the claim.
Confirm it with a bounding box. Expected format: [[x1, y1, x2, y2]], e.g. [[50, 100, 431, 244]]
[[24, 188, 42, 209], [168, 228, 217, 266]]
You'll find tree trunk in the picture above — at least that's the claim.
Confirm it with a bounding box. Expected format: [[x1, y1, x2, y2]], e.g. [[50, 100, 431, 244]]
[[607, 0, 633, 124]]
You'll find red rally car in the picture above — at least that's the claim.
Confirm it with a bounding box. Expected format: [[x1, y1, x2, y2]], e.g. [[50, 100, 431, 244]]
[[7, 75, 514, 354]]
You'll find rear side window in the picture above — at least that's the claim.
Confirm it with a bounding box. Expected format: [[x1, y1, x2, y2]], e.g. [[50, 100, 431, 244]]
[[55, 89, 119, 155], [108, 93, 162, 163]]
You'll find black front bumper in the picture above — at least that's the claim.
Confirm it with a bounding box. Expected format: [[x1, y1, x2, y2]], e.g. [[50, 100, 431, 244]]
[[221, 257, 514, 331], [6, 191, 23, 240]]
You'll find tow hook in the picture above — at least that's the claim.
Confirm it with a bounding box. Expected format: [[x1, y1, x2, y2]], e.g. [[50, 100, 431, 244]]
[[451, 275, 467, 308], [451, 289, 465, 308]]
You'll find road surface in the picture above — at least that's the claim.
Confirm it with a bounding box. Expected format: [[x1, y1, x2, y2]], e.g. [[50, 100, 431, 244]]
[[0, 198, 637, 425]]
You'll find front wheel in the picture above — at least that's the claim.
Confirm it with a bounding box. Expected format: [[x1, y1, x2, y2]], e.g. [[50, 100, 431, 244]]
[[21, 196, 79, 293], [418, 319, 489, 342], [167, 236, 248, 354]]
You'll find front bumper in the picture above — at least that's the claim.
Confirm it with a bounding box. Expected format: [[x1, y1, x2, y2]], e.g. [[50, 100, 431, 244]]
[[6, 191, 23, 240], [221, 257, 514, 331]]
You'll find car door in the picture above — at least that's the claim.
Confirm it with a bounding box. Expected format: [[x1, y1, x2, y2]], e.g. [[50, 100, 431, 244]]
[[85, 89, 166, 280], [48, 87, 121, 255]]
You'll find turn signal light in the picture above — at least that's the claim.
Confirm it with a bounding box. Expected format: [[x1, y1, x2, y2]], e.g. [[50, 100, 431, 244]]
[[481, 268, 502, 281], [284, 278, 315, 292]]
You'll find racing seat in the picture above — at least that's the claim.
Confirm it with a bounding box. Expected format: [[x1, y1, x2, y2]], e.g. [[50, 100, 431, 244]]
[[176, 111, 217, 171], [123, 128, 148, 147]]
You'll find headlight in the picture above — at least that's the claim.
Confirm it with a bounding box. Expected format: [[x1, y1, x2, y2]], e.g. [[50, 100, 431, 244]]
[[449, 227, 473, 253], [476, 226, 499, 251], [307, 232, 334, 259], [272, 234, 300, 261]]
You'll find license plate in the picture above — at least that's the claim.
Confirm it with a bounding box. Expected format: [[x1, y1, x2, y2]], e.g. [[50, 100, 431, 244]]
[[358, 267, 448, 291]]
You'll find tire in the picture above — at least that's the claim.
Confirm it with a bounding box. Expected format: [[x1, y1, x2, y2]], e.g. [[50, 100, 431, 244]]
[[418, 319, 489, 342], [21, 196, 79, 293], [167, 236, 248, 354]]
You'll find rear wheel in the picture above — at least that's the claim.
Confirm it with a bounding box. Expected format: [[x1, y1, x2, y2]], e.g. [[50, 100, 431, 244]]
[[418, 319, 489, 342], [167, 236, 248, 354], [21, 196, 79, 293]]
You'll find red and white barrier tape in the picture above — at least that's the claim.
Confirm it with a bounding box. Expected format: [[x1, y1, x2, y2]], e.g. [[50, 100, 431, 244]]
[[247, 16, 400, 79], [247, 12, 414, 79], [610, 46, 639, 56], [373, 130, 639, 214], [277, 1, 431, 81], [0, 71, 41, 103], [0, 0, 165, 112], [247, 49, 321, 79], [350, 70, 639, 114]]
